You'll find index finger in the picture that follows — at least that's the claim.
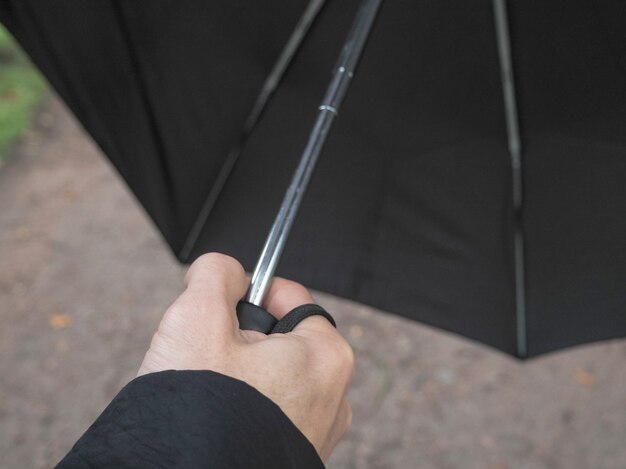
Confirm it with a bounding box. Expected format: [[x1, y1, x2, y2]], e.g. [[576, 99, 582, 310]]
[[178, 253, 249, 331], [184, 252, 249, 301]]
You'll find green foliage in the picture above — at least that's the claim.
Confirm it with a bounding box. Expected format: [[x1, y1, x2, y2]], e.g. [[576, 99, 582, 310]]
[[0, 25, 12, 48], [0, 25, 46, 163]]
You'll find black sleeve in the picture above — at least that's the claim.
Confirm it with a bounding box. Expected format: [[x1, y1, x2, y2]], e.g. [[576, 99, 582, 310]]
[[55, 370, 324, 469]]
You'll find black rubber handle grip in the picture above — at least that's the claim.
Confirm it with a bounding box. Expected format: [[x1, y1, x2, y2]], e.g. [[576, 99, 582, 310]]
[[236, 301, 278, 334]]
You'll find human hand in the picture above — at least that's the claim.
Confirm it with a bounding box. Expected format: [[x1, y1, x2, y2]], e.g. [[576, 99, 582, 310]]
[[138, 253, 355, 462]]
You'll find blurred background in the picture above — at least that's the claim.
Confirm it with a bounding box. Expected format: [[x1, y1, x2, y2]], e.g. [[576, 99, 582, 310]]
[[0, 25, 625, 469]]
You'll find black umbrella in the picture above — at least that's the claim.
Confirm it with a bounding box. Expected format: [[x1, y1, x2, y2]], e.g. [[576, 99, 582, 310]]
[[1, 0, 625, 357]]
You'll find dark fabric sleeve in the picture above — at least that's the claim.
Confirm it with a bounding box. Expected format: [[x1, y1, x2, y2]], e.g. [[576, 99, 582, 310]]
[[55, 370, 324, 469]]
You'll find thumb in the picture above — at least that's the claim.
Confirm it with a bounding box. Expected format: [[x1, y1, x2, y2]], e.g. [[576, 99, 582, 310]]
[[176, 253, 249, 336]]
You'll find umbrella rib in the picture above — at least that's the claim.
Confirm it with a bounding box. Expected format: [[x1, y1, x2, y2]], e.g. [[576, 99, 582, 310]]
[[179, 0, 328, 261], [493, 0, 527, 358]]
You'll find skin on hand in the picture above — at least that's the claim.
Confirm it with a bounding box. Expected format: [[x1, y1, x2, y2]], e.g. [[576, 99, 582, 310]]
[[138, 253, 355, 462]]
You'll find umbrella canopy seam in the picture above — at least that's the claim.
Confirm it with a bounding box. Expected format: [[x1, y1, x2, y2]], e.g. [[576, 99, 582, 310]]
[[111, 0, 178, 214]]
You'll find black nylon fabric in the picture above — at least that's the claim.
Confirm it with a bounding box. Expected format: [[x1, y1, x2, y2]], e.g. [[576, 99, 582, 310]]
[[56, 371, 324, 468], [0, 0, 311, 249], [188, 0, 518, 354], [1, 0, 625, 357], [508, 0, 626, 355]]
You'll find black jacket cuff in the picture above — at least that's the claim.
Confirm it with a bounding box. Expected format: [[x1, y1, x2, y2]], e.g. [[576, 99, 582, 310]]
[[56, 370, 324, 469]]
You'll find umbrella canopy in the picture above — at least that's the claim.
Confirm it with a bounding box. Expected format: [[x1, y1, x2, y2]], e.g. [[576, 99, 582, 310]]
[[1, 0, 625, 357]]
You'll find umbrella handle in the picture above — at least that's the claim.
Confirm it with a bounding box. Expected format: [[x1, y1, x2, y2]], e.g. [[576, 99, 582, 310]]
[[236, 301, 277, 334], [237, 301, 336, 334]]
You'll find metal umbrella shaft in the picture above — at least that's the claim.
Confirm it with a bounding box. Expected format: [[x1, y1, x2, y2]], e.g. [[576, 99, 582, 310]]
[[247, 0, 383, 306]]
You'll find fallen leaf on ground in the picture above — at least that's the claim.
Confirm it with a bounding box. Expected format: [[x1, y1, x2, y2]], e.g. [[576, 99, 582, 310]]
[[574, 368, 595, 386], [13, 226, 31, 240], [49, 313, 73, 330], [63, 182, 76, 200]]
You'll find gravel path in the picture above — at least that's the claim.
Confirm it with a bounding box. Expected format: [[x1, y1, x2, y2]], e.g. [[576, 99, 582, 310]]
[[1, 97, 625, 469]]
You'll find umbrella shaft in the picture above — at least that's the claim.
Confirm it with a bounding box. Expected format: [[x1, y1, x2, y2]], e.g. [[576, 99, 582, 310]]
[[247, 110, 336, 306], [247, 0, 383, 306]]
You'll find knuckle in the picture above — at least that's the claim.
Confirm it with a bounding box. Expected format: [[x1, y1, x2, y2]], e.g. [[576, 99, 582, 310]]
[[164, 297, 189, 319], [162, 296, 197, 326], [341, 341, 356, 373], [195, 252, 243, 274], [345, 402, 353, 429], [325, 335, 355, 374], [186, 252, 246, 289]]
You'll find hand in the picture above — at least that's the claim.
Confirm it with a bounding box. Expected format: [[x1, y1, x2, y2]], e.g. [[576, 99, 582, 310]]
[[138, 253, 355, 462]]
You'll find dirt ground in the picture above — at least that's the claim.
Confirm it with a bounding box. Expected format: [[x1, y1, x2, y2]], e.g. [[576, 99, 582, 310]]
[[1, 97, 625, 469]]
